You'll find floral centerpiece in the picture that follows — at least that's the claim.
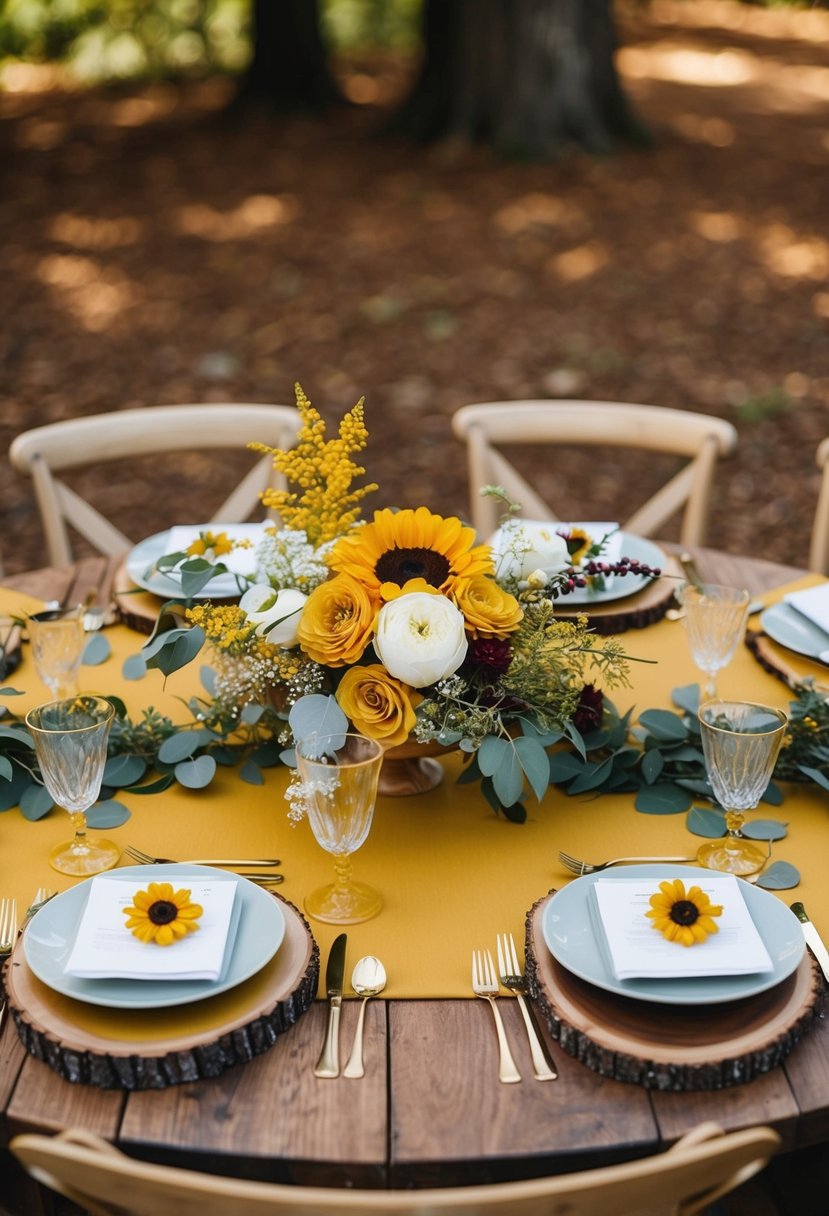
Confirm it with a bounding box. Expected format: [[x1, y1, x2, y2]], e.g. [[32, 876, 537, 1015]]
[[173, 385, 635, 820]]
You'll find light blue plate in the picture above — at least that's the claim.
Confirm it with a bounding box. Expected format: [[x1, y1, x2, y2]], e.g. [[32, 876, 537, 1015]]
[[126, 528, 253, 600], [761, 602, 829, 663], [562, 533, 666, 606], [542, 864, 804, 1006], [24, 864, 285, 1009]]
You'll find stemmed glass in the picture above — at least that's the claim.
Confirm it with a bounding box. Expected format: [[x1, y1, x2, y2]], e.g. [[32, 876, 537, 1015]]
[[681, 583, 750, 698], [27, 606, 86, 699], [26, 696, 118, 876], [696, 699, 788, 876], [295, 732, 384, 925]]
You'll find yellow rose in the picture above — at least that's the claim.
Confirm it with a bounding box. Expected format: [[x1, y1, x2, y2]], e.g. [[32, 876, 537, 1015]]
[[453, 575, 523, 639], [297, 574, 377, 666], [336, 664, 419, 747]]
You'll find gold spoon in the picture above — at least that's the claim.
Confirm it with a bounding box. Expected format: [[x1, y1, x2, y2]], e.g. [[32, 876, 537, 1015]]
[[343, 956, 387, 1079]]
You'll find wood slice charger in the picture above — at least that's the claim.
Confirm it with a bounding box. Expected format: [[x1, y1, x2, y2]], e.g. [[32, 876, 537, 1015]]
[[524, 890, 824, 1091], [2, 893, 318, 1090]]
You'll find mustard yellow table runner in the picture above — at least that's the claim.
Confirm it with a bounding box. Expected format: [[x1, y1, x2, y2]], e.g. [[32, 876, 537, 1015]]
[[2, 580, 827, 1000]]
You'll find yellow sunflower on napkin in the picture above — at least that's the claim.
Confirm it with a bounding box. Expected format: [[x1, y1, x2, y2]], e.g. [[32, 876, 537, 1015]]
[[124, 882, 203, 946], [646, 878, 723, 947]]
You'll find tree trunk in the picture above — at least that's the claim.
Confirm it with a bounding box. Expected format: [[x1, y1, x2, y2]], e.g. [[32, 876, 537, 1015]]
[[392, 0, 645, 156], [237, 0, 343, 113]]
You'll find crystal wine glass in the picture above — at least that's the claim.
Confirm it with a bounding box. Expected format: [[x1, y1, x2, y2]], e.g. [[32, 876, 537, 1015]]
[[681, 583, 750, 698], [295, 732, 384, 924], [26, 695, 118, 876], [27, 606, 86, 699], [697, 699, 788, 876]]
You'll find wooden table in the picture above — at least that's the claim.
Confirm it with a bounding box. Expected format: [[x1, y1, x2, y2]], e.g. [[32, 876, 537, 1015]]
[[2, 549, 828, 1213]]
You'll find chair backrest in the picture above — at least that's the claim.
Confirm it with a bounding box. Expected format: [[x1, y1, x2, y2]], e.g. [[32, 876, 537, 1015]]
[[809, 437, 829, 574], [11, 1122, 779, 1216], [8, 403, 301, 567], [451, 401, 738, 545]]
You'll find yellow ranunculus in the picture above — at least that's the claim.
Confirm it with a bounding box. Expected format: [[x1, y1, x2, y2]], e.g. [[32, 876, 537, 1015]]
[[453, 575, 524, 639], [336, 664, 419, 747], [297, 573, 378, 666]]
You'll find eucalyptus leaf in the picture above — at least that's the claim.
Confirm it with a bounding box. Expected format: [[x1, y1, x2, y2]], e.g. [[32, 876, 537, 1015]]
[[549, 752, 586, 783], [687, 806, 727, 838], [756, 861, 801, 890], [0, 725, 34, 746], [0, 687, 24, 696], [240, 759, 265, 785], [175, 754, 217, 789], [200, 665, 217, 695], [20, 783, 54, 820], [250, 741, 282, 768], [85, 799, 131, 828], [742, 819, 788, 841], [568, 755, 614, 794], [103, 754, 147, 787], [797, 764, 829, 792], [288, 694, 347, 746], [513, 735, 551, 801], [671, 684, 701, 716], [492, 748, 524, 808], [122, 653, 148, 680], [240, 703, 265, 725], [158, 730, 204, 763], [0, 767, 33, 811], [638, 709, 688, 742], [82, 633, 111, 665], [641, 748, 664, 784], [634, 782, 692, 815], [478, 735, 510, 778], [180, 559, 228, 598], [0, 756, 12, 781], [125, 774, 176, 795], [143, 626, 206, 678]]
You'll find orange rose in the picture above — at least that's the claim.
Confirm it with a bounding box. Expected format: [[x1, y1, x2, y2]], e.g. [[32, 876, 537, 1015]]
[[336, 664, 419, 747], [453, 575, 523, 639], [297, 574, 377, 666]]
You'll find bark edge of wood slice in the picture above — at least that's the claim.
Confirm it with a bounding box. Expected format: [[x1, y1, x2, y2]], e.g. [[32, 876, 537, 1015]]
[[524, 889, 824, 1091], [2, 894, 319, 1091]]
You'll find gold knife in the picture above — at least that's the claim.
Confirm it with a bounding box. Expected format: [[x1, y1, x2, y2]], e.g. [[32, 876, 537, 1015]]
[[791, 903, 829, 984], [315, 933, 347, 1079]]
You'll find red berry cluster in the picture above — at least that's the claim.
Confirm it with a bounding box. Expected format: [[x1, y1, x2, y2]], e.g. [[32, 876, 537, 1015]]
[[551, 556, 662, 598]]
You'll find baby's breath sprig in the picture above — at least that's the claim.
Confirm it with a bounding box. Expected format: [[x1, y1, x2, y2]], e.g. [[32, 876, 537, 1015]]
[[253, 383, 378, 546]]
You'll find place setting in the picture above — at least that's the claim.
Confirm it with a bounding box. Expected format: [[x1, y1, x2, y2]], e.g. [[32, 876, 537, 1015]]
[[747, 579, 829, 691]]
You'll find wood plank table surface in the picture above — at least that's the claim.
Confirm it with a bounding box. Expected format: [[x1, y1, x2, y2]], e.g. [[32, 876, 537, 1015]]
[[1, 548, 828, 1214]]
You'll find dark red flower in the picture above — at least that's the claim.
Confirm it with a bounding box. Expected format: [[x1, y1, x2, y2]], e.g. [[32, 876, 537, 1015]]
[[464, 636, 512, 676], [572, 684, 604, 734]]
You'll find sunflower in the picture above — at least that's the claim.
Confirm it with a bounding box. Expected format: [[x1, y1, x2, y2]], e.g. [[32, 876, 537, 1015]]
[[123, 882, 203, 946], [328, 507, 493, 600], [560, 526, 593, 566], [645, 878, 723, 947]]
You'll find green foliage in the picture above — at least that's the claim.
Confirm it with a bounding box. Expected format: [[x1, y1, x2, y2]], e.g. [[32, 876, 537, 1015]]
[[0, 0, 422, 81]]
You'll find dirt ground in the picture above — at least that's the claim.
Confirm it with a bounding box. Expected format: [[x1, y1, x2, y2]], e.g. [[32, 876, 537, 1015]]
[[1, 0, 828, 576]]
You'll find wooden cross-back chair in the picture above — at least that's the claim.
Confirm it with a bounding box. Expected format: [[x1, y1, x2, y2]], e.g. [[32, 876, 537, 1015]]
[[451, 401, 738, 544], [8, 403, 302, 567], [11, 1122, 780, 1216], [809, 437, 829, 574]]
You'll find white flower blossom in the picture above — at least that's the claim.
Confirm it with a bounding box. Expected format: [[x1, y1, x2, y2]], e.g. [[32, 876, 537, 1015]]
[[374, 592, 468, 688], [488, 519, 570, 585], [238, 585, 307, 647], [254, 528, 333, 593]]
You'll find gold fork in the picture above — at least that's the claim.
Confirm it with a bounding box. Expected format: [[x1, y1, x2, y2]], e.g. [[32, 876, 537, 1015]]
[[471, 949, 521, 1084], [558, 850, 695, 876], [124, 845, 283, 883], [0, 898, 18, 1037], [496, 933, 557, 1081]]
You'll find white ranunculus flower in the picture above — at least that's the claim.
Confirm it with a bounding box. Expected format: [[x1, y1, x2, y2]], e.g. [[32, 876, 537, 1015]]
[[488, 519, 570, 583], [374, 592, 468, 688], [239, 584, 308, 648]]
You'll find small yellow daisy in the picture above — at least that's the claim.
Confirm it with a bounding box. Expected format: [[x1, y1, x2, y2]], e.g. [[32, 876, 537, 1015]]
[[645, 878, 723, 947], [123, 882, 203, 947]]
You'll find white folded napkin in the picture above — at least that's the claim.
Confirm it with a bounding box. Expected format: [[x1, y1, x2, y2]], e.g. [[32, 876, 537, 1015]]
[[783, 583, 829, 637], [165, 523, 268, 579], [64, 875, 239, 982], [590, 874, 773, 981]]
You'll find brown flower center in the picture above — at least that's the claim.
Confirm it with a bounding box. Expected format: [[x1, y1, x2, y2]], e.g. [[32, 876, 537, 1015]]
[[375, 547, 450, 588], [148, 900, 178, 926], [669, 900, 700, 927]]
